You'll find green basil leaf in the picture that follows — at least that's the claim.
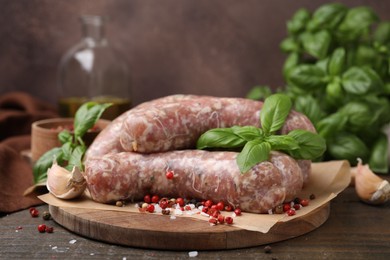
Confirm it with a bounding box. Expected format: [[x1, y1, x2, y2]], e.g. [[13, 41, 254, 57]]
[[61, 142, 73, 161], [355, 45, 378, 67], [369, 134, 388, 174], [316, 112, 347, 138], [374, 22, 390, 44], [287, 64, 327, 91], [74, 102, 111, 139], [287, 8, 311, 35], [328, 47, 346, 76], [260, 94, 292, 135], [33, 147, 64, 184], [293, 95, 324, 125], [231, 126, 264, 142], [339, 101, 375, 132], [280, 37, 300, 53], [236, 141, 271, 173], [327, 132, 369, 164], [287, 129, 326, 160], [196, 128, 246, 150], [283, 52, 300, 79], [67, 145, 86, 171], [58, 130, 73, 145], [266, 135, 299, 151], [246, 86, 272, 100], [307, 3, 347, 31], [300, 30, 332, 59], [336, 6, 379, 42], [325, 80, 345, 108], [342, 67, 380, 95]]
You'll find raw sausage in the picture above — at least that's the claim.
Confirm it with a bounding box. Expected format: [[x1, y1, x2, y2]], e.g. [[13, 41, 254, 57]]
[[85, 150, 302, 213]]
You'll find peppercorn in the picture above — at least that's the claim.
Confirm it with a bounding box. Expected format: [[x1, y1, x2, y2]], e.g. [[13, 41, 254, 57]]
[[161, 209, 170, 215], [116, 201, 124, 207], [42, 211, 51, 220], [37, 224, 46, 233], [274, 204, 284, 214], [310, 194, 316, 200], [45, 226, 54, 233], [264, 245, 272, 253]]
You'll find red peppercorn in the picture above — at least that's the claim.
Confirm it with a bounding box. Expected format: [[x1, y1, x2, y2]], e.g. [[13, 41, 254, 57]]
[[211, 205, 217, 210], [37, 224, 46, 233], [30, 209, 39, 218], [216, 202, 224, 211], [146, 204, 155, 213], [217, 214, 225, 224], [184, 205, 192, 211], [204, 199, 213, 208], [202, 206, 209, 213], [151, 195, 160, 204], [283, 203, 291, 212], [234, 208, 242, 216], [29, 207, 36, 214], [209, 218, 218, 225], [287, 209, 296, 216], [225, 216, 233, 224], [224, 205, 233, 212], [293, 204, 301, 210], [212, 210, 220, 218], [144, 195, 151, 203], [165, 170, 174, 180], [176, 197, 185, 207], [45, 226, 54, 233], [300, 199, 309, 207], [159, 199, 169, 209]]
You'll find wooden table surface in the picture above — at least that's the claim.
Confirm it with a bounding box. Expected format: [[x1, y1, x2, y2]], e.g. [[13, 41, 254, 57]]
[[1, 178, 389, 260]]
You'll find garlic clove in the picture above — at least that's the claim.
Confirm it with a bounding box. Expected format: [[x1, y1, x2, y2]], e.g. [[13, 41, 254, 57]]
[[46, 161, 87, 200], [355, 158, 390, 205]]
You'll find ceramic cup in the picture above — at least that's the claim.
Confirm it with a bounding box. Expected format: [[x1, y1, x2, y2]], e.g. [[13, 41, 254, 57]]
[[31, 118, 110, 162]]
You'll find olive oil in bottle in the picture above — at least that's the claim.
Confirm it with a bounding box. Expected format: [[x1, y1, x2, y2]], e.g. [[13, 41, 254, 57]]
[[57, 15, 131, 120]]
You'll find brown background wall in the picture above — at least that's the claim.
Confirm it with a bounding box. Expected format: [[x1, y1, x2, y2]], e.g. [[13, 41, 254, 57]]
[[0, 0, 389, 107]]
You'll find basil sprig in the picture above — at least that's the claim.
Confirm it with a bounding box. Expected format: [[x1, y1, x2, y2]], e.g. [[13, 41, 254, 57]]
[[33, 102, 111, 184], [196, 94, 326, 173]]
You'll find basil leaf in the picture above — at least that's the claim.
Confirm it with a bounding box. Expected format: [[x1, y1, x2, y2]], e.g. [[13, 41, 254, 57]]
[[294, 94, 324, 125], [328, 47, 346, 76], [374, 22, 390, 44], [245, 86, 272, 100], [342, 67, 381, 95], [325, 81, 345, 108], [58, 130, 73, 144], [236, 141, 271, 173], [33, 147, 64, 184], [196, 128, 246, 150], [74, 102, 111, 139], [67, 145, 86, 171], [287, 64, 327, 91], [339, 101, 375, 133], [287, 130, 326, 160], [280, 37, 300, 53], [328, 132, 369, 164], [287, 8, 311, 35], [307, 3, 347, 31], [61, 142, 73, 161], [369, 134, 388, 174], [266, 135, 299, 151], [231, 126, 264, 142], [337, 6, 379, 42], [316, 112, 347, 138], [300, 30, 332, 59], [260, 94, 292, 135], [283, 52, 300, 79]]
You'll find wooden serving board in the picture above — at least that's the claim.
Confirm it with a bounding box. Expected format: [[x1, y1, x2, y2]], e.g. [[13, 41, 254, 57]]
[[49, 203, 330, 250]]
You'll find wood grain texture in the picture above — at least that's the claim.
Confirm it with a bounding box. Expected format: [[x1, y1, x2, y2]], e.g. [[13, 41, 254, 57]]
[[48, 203, 330, 250]]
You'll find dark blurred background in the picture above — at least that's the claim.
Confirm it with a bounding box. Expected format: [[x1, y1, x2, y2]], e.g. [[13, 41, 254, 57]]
[[0, 0, 389, 107]]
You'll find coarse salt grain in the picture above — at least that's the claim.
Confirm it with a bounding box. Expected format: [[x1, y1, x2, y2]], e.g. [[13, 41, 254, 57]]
[[268, 209, 273, 215], [69, 239, 77, 244], [170, 215, 176, 220], [188, 251, 198, 257], [174, 208, 183, 215], [200, 212, 209, 217]]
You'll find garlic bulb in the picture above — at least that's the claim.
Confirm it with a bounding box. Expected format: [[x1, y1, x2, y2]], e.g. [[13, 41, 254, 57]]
[[46, 161, 87, 199], [355, 158, 390, 205]]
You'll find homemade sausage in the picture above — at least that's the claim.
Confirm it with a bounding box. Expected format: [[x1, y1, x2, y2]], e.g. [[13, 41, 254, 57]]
[[85, 150, 303, 213]]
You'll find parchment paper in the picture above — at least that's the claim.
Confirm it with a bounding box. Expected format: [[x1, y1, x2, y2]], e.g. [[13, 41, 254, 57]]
[[39, 160, 351, 233]]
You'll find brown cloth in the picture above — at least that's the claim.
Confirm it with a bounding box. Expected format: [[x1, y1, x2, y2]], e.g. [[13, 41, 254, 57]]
[[0, 92, 58, 214]]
